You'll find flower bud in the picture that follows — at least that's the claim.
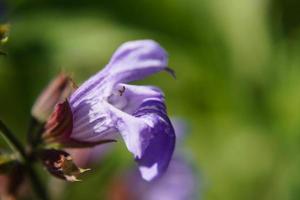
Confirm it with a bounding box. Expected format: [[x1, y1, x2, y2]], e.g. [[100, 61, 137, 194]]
[[39, 149, 89, 182], [31, 74, 75, 122]]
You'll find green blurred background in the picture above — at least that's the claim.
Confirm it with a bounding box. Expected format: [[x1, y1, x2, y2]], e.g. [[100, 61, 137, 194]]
[[1, 0, 300, 199]]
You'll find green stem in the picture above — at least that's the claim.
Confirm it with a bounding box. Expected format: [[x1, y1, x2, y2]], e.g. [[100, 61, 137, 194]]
[[0, 120, 49, 200], [27, 117, 45, 148], [26, 163, 49, 200], [27, 117, 38, 144], [0, 120, 26, 160]]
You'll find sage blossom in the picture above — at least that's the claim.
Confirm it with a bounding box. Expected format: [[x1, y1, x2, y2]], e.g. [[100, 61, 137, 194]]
[[44, 40, 176, 181]]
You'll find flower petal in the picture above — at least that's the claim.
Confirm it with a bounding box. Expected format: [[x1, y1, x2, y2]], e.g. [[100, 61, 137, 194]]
[[69, 40, 168, 108], [69, 40, 169, 141], [134, 101, 175, 181], [106, 98, 175, 181], [108, 84, 164, 114], [106, 40, 168, 83], [70, 98, 118, 141], [43, 100, 116, 147]]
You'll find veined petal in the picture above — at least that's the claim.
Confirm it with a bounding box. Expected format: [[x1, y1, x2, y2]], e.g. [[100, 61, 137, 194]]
[[105, 40, 168, 84], [43, 100, 116, 147], [106, 98, 175, 181], [69, 40, 169, 140], [70, 98, 118, 141], [69, 40, 168, 108], [102, 102, 152, 159], [134, 101, 175, 181]]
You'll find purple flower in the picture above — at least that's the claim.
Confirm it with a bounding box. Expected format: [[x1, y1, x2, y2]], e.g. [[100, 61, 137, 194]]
[[45, 40, 175, 181]]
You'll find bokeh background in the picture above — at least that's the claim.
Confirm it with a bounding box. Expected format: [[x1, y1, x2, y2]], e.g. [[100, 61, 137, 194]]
[[1, 0, 300, 199]]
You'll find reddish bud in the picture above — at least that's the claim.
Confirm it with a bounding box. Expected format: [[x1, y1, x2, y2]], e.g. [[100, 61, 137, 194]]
[[43, 101, 73, 143], [31, 74, 76, 122]]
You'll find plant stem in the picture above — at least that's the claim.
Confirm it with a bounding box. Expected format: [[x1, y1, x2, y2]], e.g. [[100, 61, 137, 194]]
[[0, 120, 49, 200], [27, 117, 45, 148], [27, 117, 38, 144], [26, 163, 49, 200], [0, 120, 26, 160]]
